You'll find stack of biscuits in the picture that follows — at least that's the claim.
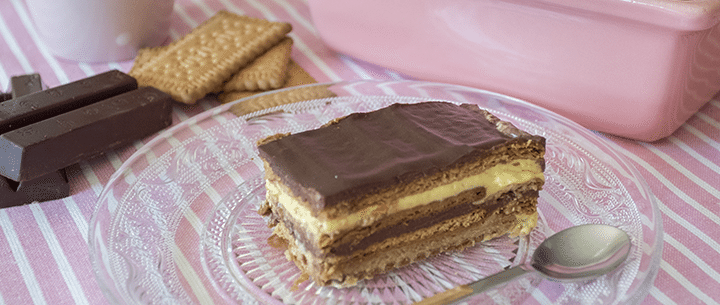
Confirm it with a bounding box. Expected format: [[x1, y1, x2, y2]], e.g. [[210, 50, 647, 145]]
[[129, 10, 326, 115]]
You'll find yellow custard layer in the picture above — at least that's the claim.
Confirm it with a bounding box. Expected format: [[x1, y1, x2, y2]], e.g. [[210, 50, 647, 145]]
[[267, 159, 544, 242]]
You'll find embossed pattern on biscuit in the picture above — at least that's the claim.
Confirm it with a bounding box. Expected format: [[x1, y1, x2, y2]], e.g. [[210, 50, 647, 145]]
[[223, 37, 294, 92], [129, 11, 292, 104], [128, 46, 167, 76]]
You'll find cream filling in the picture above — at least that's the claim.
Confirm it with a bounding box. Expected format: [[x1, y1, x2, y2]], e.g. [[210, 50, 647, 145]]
[[267, 159, 543, 242]]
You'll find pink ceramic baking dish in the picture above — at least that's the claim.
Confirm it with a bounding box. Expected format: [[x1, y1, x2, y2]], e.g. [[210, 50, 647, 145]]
[[308, 0, 720, 141]]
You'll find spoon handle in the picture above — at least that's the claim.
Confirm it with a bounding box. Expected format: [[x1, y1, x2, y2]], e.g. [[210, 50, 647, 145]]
[[414, 266, 530, 305]]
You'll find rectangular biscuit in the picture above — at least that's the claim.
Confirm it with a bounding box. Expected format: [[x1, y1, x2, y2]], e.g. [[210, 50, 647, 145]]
[[219, 60, 330, 116], [224, 83, 335, 116], [129, 11, 292, 104], [222, 37, 294, 92]]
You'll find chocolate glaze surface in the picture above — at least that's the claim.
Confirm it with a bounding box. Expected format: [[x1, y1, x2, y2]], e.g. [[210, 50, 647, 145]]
[[259, 102, 520, 210]]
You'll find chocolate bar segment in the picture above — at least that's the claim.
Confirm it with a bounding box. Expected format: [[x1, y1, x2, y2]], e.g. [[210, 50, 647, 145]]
[[1, 74, 70, 207], [0, 70, 137, 134], [0, 86, 173, 182], [10, 73, 42, 99]]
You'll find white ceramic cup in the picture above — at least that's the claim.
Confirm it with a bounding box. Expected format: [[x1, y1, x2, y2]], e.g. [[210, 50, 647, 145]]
[[26, 0, 175, 63]]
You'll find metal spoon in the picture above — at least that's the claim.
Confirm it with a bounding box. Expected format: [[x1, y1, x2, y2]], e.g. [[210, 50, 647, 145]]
[[415, 224, 632, 305]]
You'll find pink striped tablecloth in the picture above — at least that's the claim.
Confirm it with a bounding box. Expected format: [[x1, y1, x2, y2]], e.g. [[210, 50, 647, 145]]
[[1, 0, 719, 304]]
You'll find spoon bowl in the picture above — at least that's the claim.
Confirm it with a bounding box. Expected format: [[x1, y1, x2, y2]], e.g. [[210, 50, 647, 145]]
[[416, 224, 632, 305], [532, 224, 632, 281]]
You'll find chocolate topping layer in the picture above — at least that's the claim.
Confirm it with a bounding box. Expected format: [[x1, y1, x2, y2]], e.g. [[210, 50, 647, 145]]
[[259, 102, 519, 210]]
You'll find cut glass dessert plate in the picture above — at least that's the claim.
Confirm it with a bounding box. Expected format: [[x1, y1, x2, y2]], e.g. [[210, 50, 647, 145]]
[[90, 80, 663, 304]]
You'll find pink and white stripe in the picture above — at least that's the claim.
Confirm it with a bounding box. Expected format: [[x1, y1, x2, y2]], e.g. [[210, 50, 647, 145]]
[[1, 0, 719, 304]]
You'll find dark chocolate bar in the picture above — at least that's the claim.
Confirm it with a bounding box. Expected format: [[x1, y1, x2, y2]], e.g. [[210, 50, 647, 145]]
[[0, 70, 137, 134], [1, 74, 70, 207], [0, 86, 173, 182]]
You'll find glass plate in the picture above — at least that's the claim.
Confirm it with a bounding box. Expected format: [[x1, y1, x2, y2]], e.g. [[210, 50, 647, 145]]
[[90, 80, 663, 305]]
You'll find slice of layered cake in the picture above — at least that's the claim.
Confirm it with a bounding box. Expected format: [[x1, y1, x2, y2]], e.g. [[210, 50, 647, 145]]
[[257, 101, 546, 287]]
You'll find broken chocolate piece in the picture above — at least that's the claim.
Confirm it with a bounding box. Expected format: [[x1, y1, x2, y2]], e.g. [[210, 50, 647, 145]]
[[0, 70, 137, 134], [1, 74, 70, 207], [0, 169, 69, 208], [0, 93, 11, 102], [0, 86, 174, 182]]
